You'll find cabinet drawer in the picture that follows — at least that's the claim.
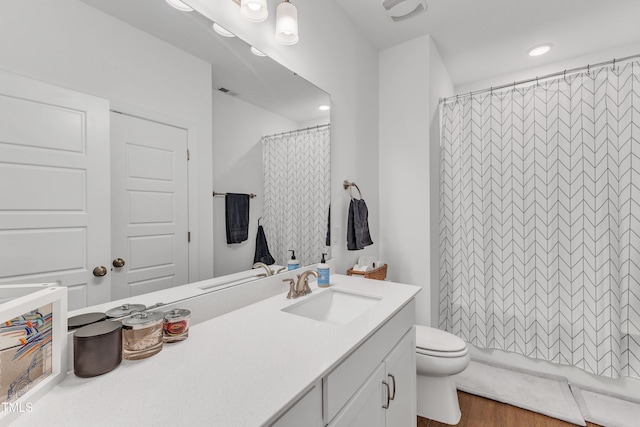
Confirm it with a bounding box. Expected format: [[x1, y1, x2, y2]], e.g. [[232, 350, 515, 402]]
[[323, 299, 415, 422]]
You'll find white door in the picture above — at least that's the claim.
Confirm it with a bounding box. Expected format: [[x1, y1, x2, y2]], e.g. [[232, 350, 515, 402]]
[[0, 71, 111, 309], [110, 112, 189, 300]]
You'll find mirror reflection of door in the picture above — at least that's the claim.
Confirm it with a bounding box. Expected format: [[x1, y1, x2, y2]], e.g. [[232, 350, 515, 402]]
[[110, 112, 189, 301], [0, 72, 111, 308]]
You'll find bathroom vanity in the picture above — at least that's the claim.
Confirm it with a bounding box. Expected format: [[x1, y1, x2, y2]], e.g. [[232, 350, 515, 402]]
[[10, 275, 419, 426]]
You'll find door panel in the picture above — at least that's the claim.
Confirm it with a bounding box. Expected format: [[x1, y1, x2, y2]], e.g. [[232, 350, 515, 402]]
[[0, 71, 110, 309], [329, 363, 386, 427], [384, 327, 417, 426], [110, 112, 188, 301]]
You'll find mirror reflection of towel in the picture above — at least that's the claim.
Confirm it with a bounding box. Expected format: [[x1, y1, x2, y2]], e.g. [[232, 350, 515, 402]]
[[253, 225, 275, 265], [225, 193, 250, 244], [347, 199, 373, 250]]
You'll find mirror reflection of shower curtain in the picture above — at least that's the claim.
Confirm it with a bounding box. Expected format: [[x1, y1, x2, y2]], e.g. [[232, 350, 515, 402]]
[[439, 61, 640, 379], [262, 125, 331, 267]]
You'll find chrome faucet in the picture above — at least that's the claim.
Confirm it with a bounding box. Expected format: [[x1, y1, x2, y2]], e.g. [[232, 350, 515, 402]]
[[253, 262, 273, 277], [296, 270, 318, 296]]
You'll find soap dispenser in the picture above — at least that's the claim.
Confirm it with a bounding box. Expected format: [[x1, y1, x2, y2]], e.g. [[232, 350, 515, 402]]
[[317, 253, 330, 287], [287, 250, 300, 270]]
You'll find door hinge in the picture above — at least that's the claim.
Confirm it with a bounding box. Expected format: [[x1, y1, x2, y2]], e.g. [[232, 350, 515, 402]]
[[188, 231, 191, 242], [187, 149, 190, 161]]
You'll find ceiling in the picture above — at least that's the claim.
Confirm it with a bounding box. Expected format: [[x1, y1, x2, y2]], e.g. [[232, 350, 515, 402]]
[[80, 0, 329, 124], [334, 0, 640, 87]]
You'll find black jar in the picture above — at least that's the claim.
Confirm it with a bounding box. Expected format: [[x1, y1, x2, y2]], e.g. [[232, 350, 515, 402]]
[[73, 320, 122, 378]]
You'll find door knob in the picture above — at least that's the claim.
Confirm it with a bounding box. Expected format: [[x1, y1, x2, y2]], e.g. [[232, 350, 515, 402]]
[[93, 266, 108, 277], [112, 258, 126, 268]]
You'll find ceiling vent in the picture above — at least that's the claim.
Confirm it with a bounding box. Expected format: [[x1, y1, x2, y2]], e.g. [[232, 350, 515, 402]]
[[217, 87, 238, 96], [381, 0, 427, 22]]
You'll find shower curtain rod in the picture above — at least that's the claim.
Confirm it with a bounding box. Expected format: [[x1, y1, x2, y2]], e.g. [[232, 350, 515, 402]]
[[440, 53, 640, 104], [262, 123, 330, 139]]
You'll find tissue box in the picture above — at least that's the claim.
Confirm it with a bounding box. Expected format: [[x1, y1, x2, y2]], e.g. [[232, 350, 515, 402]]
[[0, 284, 67, 424]]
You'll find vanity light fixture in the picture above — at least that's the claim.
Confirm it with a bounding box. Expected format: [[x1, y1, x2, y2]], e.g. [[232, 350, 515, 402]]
[[318, 105, 330, 111], [275, 0, 299, 45], [213, 23, 236, 38], [251, 46, 267, 57], [241, 0, 269, 22], [528, 43, 553, 57], [165, 0, 193, 12]]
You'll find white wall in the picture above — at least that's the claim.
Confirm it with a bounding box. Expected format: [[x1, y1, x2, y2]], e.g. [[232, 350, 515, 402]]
[[428, 42, 455, 326], [188, 0, 380, 276], [379, 35, 453, 326], [212, 91, 298, 276], [0, 0, 214, 282], [456, 42, 640, 94]]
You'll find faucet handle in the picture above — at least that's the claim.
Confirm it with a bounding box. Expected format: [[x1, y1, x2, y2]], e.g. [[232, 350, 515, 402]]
[[283, 279, 298, 299]]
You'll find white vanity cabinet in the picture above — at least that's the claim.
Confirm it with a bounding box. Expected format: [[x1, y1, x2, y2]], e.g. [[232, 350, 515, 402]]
[[325, 300, 416, 427], [328, 328, 416, 427], [13, 277, 420, 427], [273, 298, 416, 427]]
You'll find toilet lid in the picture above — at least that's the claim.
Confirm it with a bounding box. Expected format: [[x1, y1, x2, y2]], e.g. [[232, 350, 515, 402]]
[[415, 326, 466, 353]]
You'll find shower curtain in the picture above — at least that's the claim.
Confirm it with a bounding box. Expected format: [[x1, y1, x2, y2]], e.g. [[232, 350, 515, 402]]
[[439, 61, 640, 379], [262, 125, 331, 267]]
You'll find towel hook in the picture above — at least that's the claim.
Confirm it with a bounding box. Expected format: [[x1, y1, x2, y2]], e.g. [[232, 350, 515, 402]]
[[258, 217, 262, 226], [343, 180, 363, 200]]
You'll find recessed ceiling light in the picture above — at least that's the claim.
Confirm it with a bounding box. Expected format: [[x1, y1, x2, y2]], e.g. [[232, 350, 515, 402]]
[[318, 105, 330, 111], [213, 23, 235, 38], [250, 46, 267, 57], [528, 43, 553, 57], [165, 0, 193, 12], [241, 0, 268, 22]]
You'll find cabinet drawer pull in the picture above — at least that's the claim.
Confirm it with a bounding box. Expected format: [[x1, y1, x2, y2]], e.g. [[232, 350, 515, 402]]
[[388, 373, 396, 400], [382, 381, 391, 409]]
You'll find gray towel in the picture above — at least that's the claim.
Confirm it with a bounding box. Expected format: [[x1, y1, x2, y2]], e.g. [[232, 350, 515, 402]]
[[225, 193, 250, 244], [347, 199, 373, 250]]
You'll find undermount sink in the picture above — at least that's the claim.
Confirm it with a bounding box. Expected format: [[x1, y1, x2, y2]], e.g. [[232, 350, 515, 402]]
[[282, 288, 381, 325]]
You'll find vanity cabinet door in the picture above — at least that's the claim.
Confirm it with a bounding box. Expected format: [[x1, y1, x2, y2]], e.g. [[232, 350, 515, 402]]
[[384, 327, 417, 427], [328, 363, 386, 427], [271, 381, 323, 427]]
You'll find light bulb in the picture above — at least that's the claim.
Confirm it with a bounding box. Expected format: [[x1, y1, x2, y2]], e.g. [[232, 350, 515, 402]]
[[213, 23, 235, 38], [275, 0, 299, 45], [241, 0, 268, 22], [165, 0, 193, 12], [251, 46, 267, 57]]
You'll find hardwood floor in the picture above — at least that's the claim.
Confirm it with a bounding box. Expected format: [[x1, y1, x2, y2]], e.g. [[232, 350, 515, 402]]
[[417, 392, 602, 427]]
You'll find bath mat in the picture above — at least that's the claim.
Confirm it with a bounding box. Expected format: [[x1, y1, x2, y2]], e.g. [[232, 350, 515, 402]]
[[571, 384, 640, 427], [455, 359, 586, 426]]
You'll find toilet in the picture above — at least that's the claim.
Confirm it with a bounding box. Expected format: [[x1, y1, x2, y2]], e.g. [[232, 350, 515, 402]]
[[415, 325, 470, 425]]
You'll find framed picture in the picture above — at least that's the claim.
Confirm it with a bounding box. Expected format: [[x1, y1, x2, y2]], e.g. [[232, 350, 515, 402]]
[[0, 284, 67, 425]]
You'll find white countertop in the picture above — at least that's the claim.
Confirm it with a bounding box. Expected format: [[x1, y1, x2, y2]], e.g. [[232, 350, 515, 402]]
[[12, 275, 419, 426]]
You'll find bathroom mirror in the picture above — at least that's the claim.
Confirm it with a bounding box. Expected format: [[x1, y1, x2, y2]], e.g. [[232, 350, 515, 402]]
[[0, 0, 330, 310], [80, 0, 332, 287]]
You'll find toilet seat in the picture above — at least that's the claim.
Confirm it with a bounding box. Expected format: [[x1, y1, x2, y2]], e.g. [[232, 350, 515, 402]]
[[416, 326, 467, 358]]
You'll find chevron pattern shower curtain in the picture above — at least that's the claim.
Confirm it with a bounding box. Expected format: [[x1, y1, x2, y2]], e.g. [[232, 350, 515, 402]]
[[262, 126, 331, 267], [439, 61, 640, 379]]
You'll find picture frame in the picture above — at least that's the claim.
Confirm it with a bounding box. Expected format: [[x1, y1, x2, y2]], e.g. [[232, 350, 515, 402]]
[[0, 284, 67, 425]]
